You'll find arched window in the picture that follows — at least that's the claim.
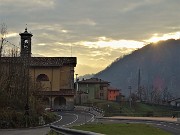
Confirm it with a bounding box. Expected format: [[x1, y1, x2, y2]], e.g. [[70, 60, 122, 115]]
[[36, 74, 49, 81]]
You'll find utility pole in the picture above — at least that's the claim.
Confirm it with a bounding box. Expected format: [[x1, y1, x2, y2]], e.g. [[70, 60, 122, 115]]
[[138, 68, 141, 101], [50, 81, 52, 108], [75, 74, 78, 92], [24, 52, 30, 128], [128, 86, 132, 108], [75, 74, 81, 104]]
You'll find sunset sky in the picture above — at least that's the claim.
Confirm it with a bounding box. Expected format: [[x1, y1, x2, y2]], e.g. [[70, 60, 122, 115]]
[[1, 0, 180, 76]]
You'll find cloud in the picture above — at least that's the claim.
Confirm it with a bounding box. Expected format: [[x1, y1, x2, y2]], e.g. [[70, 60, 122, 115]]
[[6, 33, 18, 38], [145, 32, 180, 43], [1, 0, 180, 75], [80, 37, 144, 49], [76, 18, 96, 26], [75, 64, 103, 76], [0, 0, 55, 9]]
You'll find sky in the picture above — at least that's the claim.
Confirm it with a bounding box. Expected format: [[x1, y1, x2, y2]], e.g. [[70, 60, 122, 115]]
[[1, 0, 180, 76]]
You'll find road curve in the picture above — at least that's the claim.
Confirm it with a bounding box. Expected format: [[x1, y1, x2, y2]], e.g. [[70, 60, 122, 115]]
[[0, 110, 94, 135]]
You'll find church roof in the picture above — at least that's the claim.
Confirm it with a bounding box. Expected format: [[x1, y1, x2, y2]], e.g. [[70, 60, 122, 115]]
[[30, 57, 76, 66], [1, 57, 76, 67]]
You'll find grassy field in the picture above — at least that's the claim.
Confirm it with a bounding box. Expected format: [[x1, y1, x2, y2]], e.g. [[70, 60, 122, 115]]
[[86, 99, 180, 117], [72, 123, 172, 135]]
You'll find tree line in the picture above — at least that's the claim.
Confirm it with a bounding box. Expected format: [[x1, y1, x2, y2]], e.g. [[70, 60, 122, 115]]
[[0, 23, 54, 128]]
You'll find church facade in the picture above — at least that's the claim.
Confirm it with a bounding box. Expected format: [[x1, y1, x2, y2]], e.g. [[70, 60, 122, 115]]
[[2, 28, 77, 110]]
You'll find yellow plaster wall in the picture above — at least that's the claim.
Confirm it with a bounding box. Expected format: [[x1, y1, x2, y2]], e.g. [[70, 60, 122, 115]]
[[29, 66, 74, 91]]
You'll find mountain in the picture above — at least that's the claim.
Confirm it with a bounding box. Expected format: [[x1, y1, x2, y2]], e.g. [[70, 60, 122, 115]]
[[95, 39, 180, 98]]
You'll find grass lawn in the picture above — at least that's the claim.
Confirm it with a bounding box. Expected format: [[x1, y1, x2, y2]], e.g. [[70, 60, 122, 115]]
[[72, 123, 172, 135]]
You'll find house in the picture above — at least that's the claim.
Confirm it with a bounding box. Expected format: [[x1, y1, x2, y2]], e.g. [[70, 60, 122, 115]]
[[107, 86, 120, 101], [75, 78, 110, 104], [1, 28, 77, 110]]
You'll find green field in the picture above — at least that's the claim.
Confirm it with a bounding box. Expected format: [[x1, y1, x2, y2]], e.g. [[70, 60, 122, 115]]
[[72, 123, 172, 135], [86, 99, 180, 117]]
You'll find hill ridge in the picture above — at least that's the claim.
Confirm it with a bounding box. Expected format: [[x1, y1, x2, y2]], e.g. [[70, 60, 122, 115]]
[[95, 39, 180, 98]]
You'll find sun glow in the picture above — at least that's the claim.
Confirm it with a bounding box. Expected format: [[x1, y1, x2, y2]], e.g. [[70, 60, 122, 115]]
[[145, 32, 180, 43], [6, 33, 18, 38], [81, 37, 145, 49]]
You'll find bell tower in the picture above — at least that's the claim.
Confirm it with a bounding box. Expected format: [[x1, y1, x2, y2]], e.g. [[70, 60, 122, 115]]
[[19, 28, 33, 57]]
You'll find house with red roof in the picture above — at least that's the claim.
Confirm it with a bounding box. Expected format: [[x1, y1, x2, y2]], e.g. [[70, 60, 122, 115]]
[[107, 86, 121, 101]]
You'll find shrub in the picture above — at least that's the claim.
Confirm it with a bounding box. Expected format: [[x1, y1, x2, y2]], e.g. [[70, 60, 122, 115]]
[[146, 111, 154, 117]]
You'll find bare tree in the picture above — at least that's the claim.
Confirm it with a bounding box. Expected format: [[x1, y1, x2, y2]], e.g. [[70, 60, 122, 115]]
[[0, 23, 7, 57]]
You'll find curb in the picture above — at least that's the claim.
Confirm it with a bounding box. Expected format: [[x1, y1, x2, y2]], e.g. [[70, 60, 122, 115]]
[[97, 117, 179, 123]]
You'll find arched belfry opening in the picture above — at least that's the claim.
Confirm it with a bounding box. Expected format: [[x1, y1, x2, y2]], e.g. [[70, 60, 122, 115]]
[[36, 74, 49, 81]]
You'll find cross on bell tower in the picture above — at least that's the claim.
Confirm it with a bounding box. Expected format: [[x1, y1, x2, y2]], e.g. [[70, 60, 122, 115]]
[[19, 27, 33, 57]]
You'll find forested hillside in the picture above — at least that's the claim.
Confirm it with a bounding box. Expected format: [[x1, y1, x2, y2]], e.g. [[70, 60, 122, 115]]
[[95, 39, 180, 99]]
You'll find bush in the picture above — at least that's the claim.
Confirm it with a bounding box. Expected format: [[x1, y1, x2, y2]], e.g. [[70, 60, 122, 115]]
[[0, 108, 58, 128], [43, 112, 58, 124], [0, 110, 25, 128], [146, 111, 154, 117]]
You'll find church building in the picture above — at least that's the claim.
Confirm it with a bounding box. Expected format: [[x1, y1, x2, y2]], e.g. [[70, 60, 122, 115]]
[[2, 28, 77, 110]]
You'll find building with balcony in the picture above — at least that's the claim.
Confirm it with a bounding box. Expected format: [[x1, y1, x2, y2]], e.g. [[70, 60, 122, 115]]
[[75, 78, 110, 104]]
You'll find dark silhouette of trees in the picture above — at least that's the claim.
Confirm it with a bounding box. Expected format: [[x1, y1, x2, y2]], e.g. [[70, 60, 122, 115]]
[[0, 23, 7, 57], [0, 24, 45, 128]]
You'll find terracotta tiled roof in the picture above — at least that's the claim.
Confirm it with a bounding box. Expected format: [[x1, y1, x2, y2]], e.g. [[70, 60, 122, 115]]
[[1, 57, 77, 67], [30, 57, 76, 66], [108, 86, 120, 91], [35, 89, 75, 96], [78, 77, 110, 84]]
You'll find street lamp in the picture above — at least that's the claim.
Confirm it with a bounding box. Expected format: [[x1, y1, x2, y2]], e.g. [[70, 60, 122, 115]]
[[128, 86, 132, 108], [23, 54, 30, 127], [75, 74, 78, 92], [50, 81, 52, 109]]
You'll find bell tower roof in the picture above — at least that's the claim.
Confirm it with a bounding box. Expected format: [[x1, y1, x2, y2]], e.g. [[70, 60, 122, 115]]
[[19, 28, 33, 37]]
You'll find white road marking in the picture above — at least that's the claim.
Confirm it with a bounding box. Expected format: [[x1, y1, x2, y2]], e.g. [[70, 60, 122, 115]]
[[50, 115, 62, 125], [61, 113, 78, 127], [80, 112, 95, 123], [87, 113, 95, 122]]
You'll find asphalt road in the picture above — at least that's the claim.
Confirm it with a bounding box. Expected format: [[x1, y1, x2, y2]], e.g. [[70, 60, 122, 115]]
[[49, 110, 180, 135], [53, 110, 95, 127], [0, 110, 95, 135], [0, 109, 180, 135]]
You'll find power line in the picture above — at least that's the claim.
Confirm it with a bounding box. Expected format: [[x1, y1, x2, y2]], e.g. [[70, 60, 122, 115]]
[[3, 39, 20, 49]]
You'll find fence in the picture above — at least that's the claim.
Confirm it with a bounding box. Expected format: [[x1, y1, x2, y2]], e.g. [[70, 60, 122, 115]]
[[50, 125, 104, 135]]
